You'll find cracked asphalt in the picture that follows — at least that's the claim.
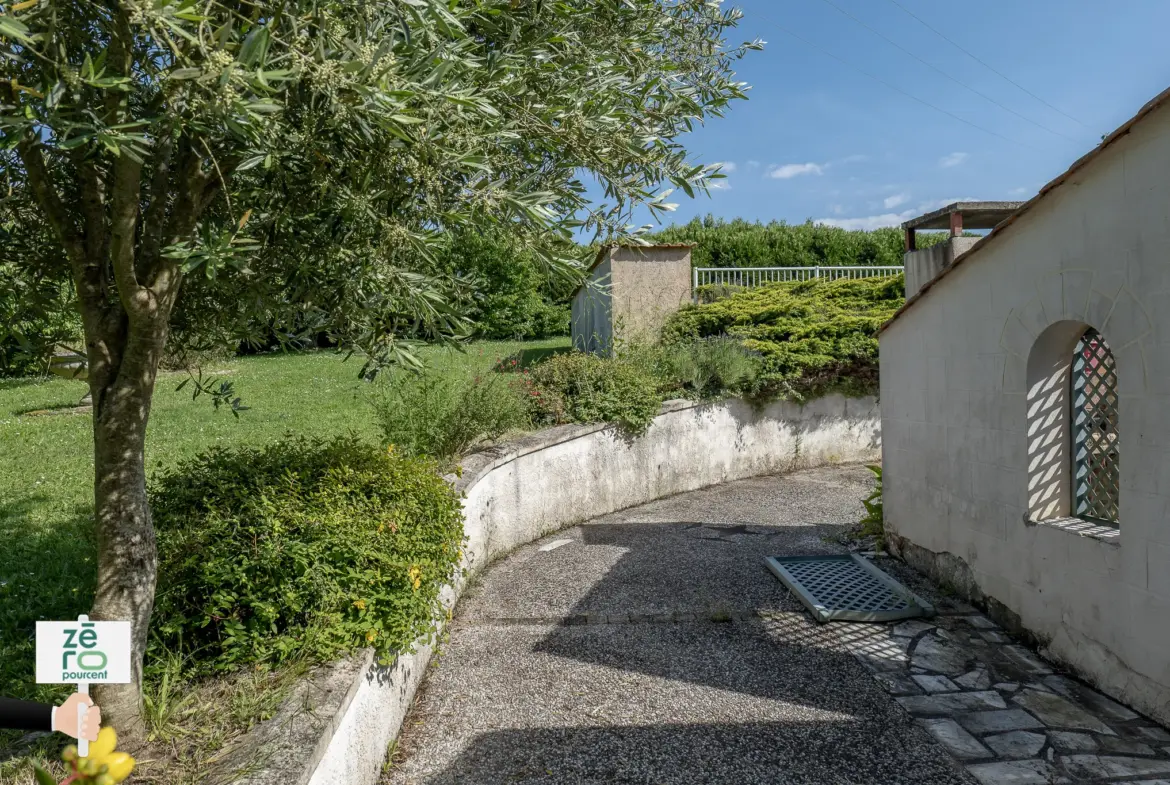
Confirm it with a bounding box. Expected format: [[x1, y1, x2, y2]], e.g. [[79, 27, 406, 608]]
[[383, 465, 974, 785]]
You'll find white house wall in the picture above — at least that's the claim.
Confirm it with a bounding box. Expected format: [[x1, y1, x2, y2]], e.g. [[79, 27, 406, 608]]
[[880, 104, 1170, 724]]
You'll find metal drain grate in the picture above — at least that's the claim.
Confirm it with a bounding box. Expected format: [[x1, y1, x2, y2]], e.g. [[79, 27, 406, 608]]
[[764, 555, 934, 623]]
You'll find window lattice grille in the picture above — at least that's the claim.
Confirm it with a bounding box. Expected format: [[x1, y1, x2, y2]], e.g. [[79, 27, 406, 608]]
[[1071, 328, 1119, 524]]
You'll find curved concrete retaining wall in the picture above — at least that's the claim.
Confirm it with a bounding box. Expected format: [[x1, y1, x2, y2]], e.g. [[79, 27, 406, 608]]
[[213, 394, 879, 785]]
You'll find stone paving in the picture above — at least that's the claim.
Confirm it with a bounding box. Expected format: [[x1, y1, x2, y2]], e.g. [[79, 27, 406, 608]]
[[831, 594, 1170, 784], [384, 465, 1170, 785]]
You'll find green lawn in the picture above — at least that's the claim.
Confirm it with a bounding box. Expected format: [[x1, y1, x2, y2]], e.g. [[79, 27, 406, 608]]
[[0, 338, 569, 709]]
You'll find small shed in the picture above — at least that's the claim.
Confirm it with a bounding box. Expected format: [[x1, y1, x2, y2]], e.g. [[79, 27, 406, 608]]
[[571, 244, 693, 354]]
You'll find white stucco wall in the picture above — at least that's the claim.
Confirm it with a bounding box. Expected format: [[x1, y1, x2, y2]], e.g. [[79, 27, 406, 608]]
[[904, 236, 979, 298], [880, 103, 1170, 724]]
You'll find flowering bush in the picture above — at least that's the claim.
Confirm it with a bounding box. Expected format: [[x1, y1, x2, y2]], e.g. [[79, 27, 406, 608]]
[[150, 437, 464, 674], [525, 352, 663, 434]]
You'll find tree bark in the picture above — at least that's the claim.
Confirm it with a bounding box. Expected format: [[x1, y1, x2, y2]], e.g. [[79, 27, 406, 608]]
[[88, 319, 169, 741], [13, 102, 207, 735]]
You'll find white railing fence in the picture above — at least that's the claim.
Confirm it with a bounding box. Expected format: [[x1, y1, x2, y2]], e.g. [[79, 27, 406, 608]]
[[692, 265, 903, 302]]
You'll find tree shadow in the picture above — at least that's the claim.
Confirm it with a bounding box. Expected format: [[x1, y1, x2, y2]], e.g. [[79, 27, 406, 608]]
[[12, 402, 92, 417], [0, 377, 54, 392], [0, 494, 95, 721], [421, 518, 966, 782]]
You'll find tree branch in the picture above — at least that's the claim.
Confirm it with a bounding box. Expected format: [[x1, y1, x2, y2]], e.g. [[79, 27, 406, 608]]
[[73, 152, 110, 269], [6, 128, 86, 268], [138, 128, 175, 278], [109, 151, 146, 317]]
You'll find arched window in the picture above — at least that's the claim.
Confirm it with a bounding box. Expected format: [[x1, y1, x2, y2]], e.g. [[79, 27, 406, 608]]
[[1071, 328, 1119, 524]]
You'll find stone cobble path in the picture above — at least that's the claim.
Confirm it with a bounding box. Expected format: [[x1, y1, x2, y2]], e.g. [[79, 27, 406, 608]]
[[832, 595, 1170, 784], [384, 465, 1168, 785]]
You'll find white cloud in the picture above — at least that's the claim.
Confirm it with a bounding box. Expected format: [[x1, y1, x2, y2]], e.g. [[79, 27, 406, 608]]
[[747, 160, 761, 169], [712, 161, 737, 173], [883, 193, 910, 209], [709, 180, 731, 190], [767, 162, 824, 179], [829, 204, 846, 215], [939, 152, 969, 168], [818, 194, 981, 231], [915, 196, 976, 212], [835, 154, 869, 165], [814, 211, 915, 231], [1008, 186, 1031, 196]]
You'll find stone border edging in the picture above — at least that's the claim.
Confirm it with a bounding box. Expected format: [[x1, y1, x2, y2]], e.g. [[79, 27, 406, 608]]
[[210, 394, 880, 785]]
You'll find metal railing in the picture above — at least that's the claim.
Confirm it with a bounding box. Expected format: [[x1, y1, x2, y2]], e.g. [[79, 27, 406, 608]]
[[693, 266, 904, 298]]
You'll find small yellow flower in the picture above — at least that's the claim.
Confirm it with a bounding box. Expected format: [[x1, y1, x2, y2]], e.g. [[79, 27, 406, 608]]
[[366, 629, 377, 643], [75, 727, 136, 783], [386, 443, 396, 454], [102, 751, 136, 782], [353, 599, 366, 611], [408, 565, 422, 591], [87, 727, 117, 761]]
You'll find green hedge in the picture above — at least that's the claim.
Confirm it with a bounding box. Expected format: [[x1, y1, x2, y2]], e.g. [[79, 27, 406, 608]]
[[150, 436, 464, 674], [662, 275, 905, 398], [435, 229, 571, 340], [650, 215, 949, 269]]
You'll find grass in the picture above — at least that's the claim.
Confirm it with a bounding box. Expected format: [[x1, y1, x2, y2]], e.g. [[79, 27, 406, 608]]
[[0, 337, 568, 780]]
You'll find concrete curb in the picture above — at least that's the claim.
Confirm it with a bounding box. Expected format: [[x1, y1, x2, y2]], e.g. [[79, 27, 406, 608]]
[[209, 394, 881, 785]]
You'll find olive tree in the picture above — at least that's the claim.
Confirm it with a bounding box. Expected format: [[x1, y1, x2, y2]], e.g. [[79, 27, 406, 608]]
[[0, 0, 758, 733]]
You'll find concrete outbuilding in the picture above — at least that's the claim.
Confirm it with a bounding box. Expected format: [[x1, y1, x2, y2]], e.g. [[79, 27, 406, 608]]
[[879, 87, 1170, 724], [901, 202, 1022, 298], [571, 244, 693, 354]]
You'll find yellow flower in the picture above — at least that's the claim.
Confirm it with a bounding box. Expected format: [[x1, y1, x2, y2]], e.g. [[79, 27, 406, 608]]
[[386, 443, 395, 454], [353, 599, 366, 611], [87, 726, 117, 760], [366, 629, 377, 643], [76, 727, 136, 783], [101, 751, 136, 783], [408, 565, 422, 591]]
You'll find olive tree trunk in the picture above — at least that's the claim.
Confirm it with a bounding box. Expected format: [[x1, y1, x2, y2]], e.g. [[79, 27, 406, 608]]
[[88, 321, 170, 738], [13, 107, 216, 734]]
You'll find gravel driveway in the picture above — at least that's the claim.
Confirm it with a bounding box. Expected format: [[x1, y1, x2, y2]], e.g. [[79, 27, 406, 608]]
[[383, 465, 973, 785]]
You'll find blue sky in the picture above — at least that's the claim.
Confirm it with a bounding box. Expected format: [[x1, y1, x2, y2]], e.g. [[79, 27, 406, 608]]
[[620, 0, 1170, 232]]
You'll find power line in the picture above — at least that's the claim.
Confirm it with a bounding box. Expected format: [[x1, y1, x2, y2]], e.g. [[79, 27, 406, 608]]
[[750, 8, 1039, 151], [884, 0, 1087, 128], [813, 0, 1088, 144]]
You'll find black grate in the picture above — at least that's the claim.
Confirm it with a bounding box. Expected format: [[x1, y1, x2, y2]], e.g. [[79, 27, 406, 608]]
[[1071, 328, 1119, 524], [765, 555, 933, 623]]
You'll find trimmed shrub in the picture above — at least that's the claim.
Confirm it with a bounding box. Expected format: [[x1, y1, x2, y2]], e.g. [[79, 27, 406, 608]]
[[373, 370, 531, 463], [150, 436, 464, 674], [527, 352, 663, 434], [662, 274, 904, 398]]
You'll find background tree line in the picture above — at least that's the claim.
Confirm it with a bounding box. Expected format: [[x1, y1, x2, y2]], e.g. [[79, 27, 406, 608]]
[[1, 216, 928, 378]]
